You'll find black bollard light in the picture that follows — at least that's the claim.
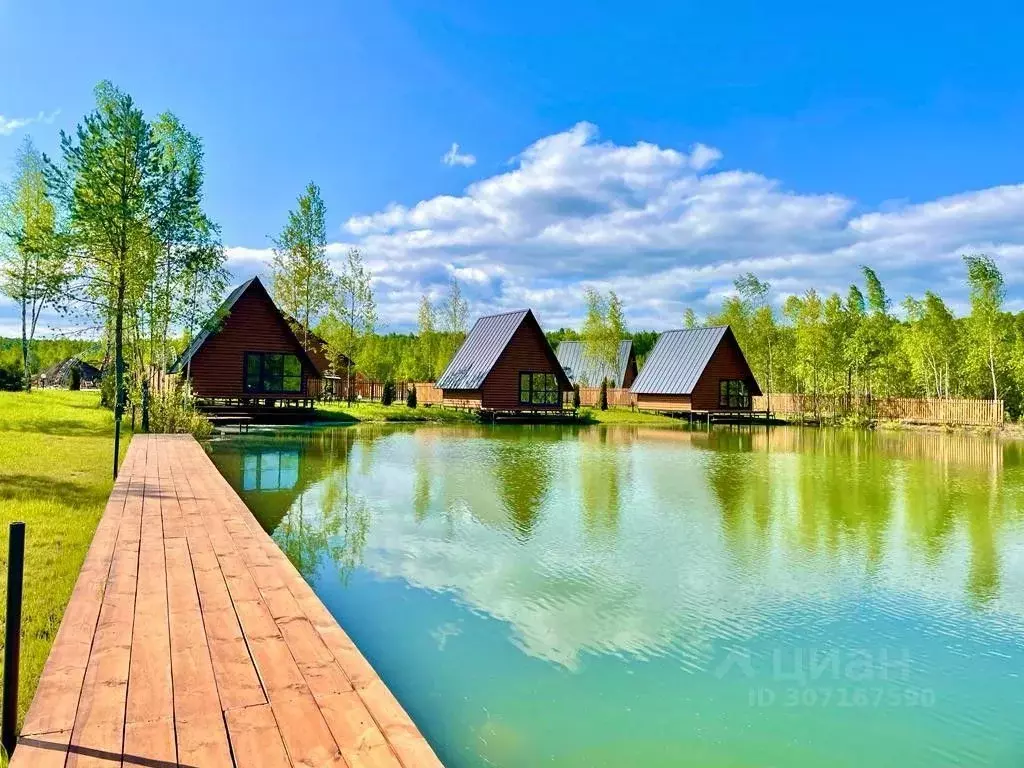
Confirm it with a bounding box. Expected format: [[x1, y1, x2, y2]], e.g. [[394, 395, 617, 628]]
[[2, 522, 25, 758]]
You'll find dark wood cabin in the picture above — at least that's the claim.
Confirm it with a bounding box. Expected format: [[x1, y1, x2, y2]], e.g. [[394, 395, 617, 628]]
[[169, 276, 325, 408], [555, 340, 638, 389], [631, 326, 761, 412], [38, 356, 102, 389], [437, 308, 572, 414]]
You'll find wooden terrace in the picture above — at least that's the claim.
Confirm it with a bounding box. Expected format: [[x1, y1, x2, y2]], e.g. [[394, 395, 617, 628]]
[[12, 434, 442, 768]]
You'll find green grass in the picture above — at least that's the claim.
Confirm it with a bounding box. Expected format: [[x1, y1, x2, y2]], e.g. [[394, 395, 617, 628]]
[[316, 402, 683, 427], [577, 406, 685, 426], [0, 389, 130, 731], [315, 401, 478, 424]]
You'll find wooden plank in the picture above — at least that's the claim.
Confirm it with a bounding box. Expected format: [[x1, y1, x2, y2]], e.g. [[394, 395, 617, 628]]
[[19, 441, 145, 740], [65, 529, 140, 767], [164, 533, 234, 768], [124, 440, 176, 766], [11, 730, 72, 768], [224, 705, 290, 768]]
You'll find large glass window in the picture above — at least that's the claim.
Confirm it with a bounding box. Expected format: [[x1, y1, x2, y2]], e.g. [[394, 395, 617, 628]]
[[244, 352, 303, 393], [519, 372, 560, 405], [719, 379, 750, 409]]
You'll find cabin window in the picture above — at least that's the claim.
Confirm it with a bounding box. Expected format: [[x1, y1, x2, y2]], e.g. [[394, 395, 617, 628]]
[[719, 379, 750, 409], [244, 352, 302, 393], [519, 372, 560, 405]]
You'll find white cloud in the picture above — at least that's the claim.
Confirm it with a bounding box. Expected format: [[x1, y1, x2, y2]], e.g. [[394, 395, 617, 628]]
[[328, 121, 1024, 328], [151, 122, 1024, 333], [441, 142, 476, 168], [0, 110, 60, 136]]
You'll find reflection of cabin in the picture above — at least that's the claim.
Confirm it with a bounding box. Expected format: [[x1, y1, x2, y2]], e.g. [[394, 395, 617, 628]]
[[169, 276, 326, 410], [206, 434, 337, 534], [555, 340, 638, 388], [38, 356, 102, 389], [631, 326, 761, 413], [436, 309, 572, 416]]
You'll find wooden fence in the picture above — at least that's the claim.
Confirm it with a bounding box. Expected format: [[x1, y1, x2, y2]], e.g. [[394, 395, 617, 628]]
[[574, 386, 635, 408], [754, 393, 1004, 426], [412, 382, 445, 405]]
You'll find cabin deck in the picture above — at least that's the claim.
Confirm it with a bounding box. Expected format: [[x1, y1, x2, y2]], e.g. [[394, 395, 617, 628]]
[[12, 434, 442, 768]]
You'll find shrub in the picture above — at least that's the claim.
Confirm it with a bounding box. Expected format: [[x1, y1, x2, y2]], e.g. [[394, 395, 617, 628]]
[[381, 380, 396, 406], [148, 384, 212, 438], [99, 372, 116, 409], [599, 378, 608, 411], [70, 366, 82, 390], [572, 383, 581, 410], [406, 385, 417, 408]]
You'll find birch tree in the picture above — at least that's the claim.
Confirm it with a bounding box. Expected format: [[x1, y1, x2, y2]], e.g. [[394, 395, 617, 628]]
[[964, 253, 1005, 400], [325, 247, 376, 402], [271, 182, 333, 351], [0, 138, 67, 390], [47, 81, 171, 477]]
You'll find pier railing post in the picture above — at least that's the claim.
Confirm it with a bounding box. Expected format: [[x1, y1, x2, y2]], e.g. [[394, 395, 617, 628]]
[[2, 521, 25, 758]]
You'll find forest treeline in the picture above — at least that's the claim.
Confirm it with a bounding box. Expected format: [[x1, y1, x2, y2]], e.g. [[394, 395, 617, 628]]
[[702, 259, 1023, 416]]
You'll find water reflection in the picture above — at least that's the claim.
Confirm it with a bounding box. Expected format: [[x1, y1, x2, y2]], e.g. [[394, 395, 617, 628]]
[[206, 423, 1024, 767], [206, 424, 1024, 661]]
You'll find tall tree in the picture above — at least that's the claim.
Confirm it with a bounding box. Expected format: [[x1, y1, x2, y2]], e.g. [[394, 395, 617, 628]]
[[47, 81, 172, 477], [682, 307, 698, 329], [581, 288, 625, 383], [440, 277, 468, 335], [324, 247, 376, 402], [734, 274, 776, 406], [150, 113, 226, 372], [0, 138, 66, 390], [271, 182, 333, 351], [964, 253, 1006, 400], [412, 294, 438, 380]]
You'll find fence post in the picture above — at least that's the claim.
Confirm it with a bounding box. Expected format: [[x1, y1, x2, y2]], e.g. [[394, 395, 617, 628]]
[[2, 521, 25, 758]]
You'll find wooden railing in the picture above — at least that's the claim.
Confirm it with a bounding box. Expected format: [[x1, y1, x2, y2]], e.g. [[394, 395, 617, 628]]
[[754, 393, 1004, 426]]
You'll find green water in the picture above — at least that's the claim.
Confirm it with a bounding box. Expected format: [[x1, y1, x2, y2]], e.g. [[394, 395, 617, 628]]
[[206, 424, 1024, 767]]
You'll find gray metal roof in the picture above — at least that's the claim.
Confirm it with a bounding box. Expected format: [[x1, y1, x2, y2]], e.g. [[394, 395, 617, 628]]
[[436, 309, 531, 390], [169, 277, 256, 373], [630, 326, 732, 395], [555, 340, 633, 388]]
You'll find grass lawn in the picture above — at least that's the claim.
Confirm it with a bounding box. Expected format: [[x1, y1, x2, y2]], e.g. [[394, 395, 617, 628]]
[[316, 401, 683, 427], [0, 389, 129, 732], [578, 406, 684, 426], [315, 401, 478, 424]]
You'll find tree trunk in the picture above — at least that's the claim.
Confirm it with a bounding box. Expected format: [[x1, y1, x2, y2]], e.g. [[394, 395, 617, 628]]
[[989, 340, 998, 402], [113, 267, 126, 480], [21, 293, 30, 392]]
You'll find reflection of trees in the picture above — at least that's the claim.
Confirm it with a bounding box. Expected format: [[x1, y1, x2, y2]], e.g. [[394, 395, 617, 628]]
[[718, 426, 1020, 606], [489, 428, 561, 538], [579, 428, 624, 536], [272, 428, 369, 582], [208, 428, 372, 583]]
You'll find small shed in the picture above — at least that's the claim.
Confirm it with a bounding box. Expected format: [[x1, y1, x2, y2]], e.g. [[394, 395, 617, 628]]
[[555, 340, 638, 388], [437, 308, 572, 413], [39, 356, 102, 389], [169, 276, 326, 406], [631, 326, 761, 412]]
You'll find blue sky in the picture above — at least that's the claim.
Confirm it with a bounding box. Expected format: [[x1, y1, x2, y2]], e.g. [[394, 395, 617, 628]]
[[3, 0, 1024, 334]]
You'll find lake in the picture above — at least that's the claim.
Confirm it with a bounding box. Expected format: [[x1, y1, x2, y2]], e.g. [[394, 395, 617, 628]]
[[206, 424, 1024, 767]]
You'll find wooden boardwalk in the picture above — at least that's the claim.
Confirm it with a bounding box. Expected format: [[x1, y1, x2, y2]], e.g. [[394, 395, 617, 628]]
[[12, 434, 443, 768]]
